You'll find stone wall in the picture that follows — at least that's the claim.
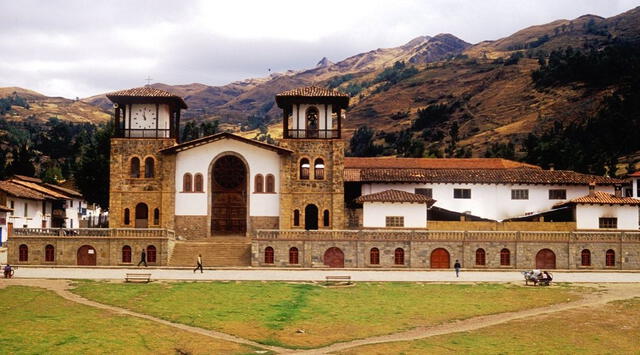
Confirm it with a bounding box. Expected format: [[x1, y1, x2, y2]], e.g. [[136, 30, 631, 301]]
[[174, 215, 209, 239], [7, 236, 171, 266], [109, 138, 176, 230], [279, 139, 345, 230]]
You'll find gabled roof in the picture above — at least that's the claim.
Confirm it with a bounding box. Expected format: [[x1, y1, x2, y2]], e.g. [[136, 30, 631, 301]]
[[356, 189, 435, 205], [160, 132, 293, 155], [0, 181, 46, 200], [43, 183, 83, 198], [554, 191, 640, 207], [10, 180, 70, 199], [345, 157, 540, 170], [275, 86, 349, 109], [12, 175, 43, 183], [106, 86, 188, 109], [345, 167, 623, 185]]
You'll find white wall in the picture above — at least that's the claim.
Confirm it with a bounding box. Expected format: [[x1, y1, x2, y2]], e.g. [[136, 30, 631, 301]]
[[126, 104, 171, 137], [363, 202, 426, 228], [290, 104, 334, 138], [64, 198, 84, 229], [632, 178, 640, 198], [575, 204, 639, 230], [0, 211, 7, 245], [362, 183, 615, 221], [6, 198, 47, 229], [175, 138, 281, 217]]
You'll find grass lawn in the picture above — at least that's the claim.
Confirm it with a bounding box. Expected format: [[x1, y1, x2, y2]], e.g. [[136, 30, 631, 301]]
[[338, 297, 640, 354], [0, 286, 260, 355], [71, 281, 583, 349]]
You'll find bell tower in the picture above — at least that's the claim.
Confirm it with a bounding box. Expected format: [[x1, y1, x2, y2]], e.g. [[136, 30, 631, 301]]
[[276, 86, 349, 230], [107, 87, 187, 230]]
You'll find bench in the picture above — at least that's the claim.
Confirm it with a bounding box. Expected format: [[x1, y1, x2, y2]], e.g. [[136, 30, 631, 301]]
[[125, 273, 152, 283], [325, 275, 352, 284]]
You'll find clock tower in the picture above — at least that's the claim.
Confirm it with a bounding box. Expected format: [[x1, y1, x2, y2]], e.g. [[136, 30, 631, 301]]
[[107, 87, 187, 230], [275, 86, 349, 230]]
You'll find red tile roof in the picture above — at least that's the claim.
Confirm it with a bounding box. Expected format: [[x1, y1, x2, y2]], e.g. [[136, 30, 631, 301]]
[[356, 189, 436, 205], [344, 157, 540, 169], [629, 171, 640, 177], [344, 168, 623, 185], [106, 86, 187, 108], [10, 180, 70, 199], [43, 183, 83, 198], [161, 132, 293, 155], [277, 86, 349, 97], [555, 191, 640, 206], [12, 175, 43, 183], [0, 181, 46, 200]]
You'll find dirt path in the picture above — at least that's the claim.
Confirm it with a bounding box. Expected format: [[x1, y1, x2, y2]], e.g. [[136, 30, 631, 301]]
[[1, 279, 639, 355]]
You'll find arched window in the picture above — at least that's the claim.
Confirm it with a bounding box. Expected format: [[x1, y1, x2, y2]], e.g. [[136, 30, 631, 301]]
[[183, 173, 193, 192], [130, 157, 140, 178], [144, 157, 155, 178], [255, 174, 264, 193], [289, 247, 299, 264], [306, 107, 319, 138], [475, 248, 486, 266], [500, 248, 510, 266], [122, 245, 132, 263], [266, 174, 275, 193], [293, 210, 300, 227], [124, 208, 130, 225], [45, 244, 55, 262], [606, 249, 615, 267], [153, 208, 160, 225], [299, 158, 310, 180], [323, 210, 330, 227], [19, 244, 28, 262], [194, 173, 204, 192], [147, 245, 157, 263], [264, 246, 274, 264], [581, 249, 591, 266], [370, 248, 380, 265], [314, 158, 325, 180], [395, 248, 405, 265]]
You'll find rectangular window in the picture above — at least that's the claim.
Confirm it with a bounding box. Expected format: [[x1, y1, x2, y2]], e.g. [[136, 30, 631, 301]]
[[70, 200, 74, 208], [10, 200, 14, 209], [599, 217, 618, 229], [385, 216, 404, 227], [453, 188, 471, 199], [625, 188, 633, 197], [637, 180, 640, 198], [415, 188, 433, 198], [548, 189, 567, 200], [511, 189, 529, 200], [23, 203, 28, 217]]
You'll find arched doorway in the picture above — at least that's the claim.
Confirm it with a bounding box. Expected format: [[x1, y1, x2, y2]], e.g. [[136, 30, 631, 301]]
[[324, 247, 344, 268], [536, 249, 556, 269], [305, 204, 318, 230], [135, 203, 148, 228], [211, 155, 247, 235], [77, 245, 97, 266], [430, 248, 450, 268]]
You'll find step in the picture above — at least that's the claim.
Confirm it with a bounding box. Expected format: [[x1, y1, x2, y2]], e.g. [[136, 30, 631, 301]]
[[168, 240, 251, 267]]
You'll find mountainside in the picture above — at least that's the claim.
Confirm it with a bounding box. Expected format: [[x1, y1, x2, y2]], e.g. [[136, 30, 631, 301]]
[[0, 87, 110, 124]]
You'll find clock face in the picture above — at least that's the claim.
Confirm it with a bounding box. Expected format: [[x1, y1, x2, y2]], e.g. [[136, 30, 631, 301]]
[[131, 104, 157, 129]]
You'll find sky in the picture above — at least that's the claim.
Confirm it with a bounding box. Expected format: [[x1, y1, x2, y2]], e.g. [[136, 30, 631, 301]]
[[1, 0, 639, 99]]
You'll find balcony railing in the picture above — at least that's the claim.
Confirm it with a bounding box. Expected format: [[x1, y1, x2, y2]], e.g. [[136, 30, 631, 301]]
[[118, 129, 171, 139], [12, 228, 175, 239], [284, 129, 340, 139], [255, 229, 640, 242]]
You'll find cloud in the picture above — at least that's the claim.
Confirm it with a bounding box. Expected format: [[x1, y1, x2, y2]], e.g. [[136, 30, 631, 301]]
[[0, 0, 638, 98]]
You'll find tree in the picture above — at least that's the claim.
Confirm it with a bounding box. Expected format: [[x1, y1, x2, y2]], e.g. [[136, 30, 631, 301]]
[[74, 120, 114, 209], [348, 126, 382, 157], [445, 122, 459, 157], [7, 143, 36, 177]]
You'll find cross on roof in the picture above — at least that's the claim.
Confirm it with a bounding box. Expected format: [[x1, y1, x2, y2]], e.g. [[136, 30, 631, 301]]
[[144, 76, 153, 85]]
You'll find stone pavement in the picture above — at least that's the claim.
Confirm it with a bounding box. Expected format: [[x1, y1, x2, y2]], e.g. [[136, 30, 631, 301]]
[[8, 267, 640, 282]]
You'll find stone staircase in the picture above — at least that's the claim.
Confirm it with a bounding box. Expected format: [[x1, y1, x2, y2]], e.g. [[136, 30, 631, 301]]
[[168, 237, 251, 267]]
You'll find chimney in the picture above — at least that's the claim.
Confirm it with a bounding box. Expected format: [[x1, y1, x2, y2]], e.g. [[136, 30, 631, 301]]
[[615, 184, 622, 198], [588, 182, 596, 197]]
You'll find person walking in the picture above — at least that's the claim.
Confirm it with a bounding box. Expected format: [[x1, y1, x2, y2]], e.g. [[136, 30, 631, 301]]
[[454, 259, 461, 278], [193, 254, 204, 273], [137, 249, 147, 267]]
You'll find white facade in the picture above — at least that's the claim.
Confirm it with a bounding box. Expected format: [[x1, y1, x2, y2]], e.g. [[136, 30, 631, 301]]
[[174, 138, 281, 217], [290, 104, 336, 138], [362, 202, 427, 228], [575, 204, 639, 230], [64, 198, 85, 229], [126, 103, 171, 137], [362, 183, 615, 221], [6, 198, 48, 229], [632, 177, 640, 198], [0, 211, 8, 246]]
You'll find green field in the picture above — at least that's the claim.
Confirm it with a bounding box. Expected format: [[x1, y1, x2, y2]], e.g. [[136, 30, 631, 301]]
[[71, 281, 582, 348], [0, 286, 259, 355], [339, 297, 640, 354]]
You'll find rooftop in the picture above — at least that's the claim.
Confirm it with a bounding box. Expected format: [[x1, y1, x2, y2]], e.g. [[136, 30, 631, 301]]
[[555, 191, 640, 206], [106, 86, 188, 109], [0, 181, 46, 200], [277, 86, 349, 98], [345, 157, 540, 170], [160, 132, 292, 155], [275, 86, 349, 109], [356, 189, 435, 205]]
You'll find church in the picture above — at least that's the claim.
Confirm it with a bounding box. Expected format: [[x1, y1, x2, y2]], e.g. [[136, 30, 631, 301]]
[[7, 86, 640, 270]]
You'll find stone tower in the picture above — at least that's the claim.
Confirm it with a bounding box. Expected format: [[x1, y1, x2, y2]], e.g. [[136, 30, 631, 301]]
[[107, 87, 187, 230], [275, 86, 349, 230]]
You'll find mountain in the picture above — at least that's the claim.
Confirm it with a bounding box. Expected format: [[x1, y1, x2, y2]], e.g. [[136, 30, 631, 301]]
[[0, 87, 110, 124]]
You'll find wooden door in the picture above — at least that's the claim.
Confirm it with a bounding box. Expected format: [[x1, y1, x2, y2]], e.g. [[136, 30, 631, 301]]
[[430, 248, 450, 268], [211, 156, 247, 235], [77, 245, 97, 266], [305, 204, 318, 230], [324, 247, 344, 268], [536, 249, 556, 269]]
